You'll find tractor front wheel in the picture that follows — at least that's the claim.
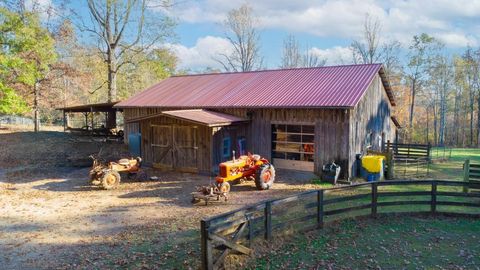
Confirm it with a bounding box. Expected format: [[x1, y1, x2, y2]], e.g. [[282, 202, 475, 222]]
[[101, 170, 121, 190], [255, 164, 276, 190], [219, 182, 231, 193]]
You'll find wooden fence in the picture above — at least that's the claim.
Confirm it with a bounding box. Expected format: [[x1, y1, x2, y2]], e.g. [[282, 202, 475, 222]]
[[463, 160, 480, 192], [385, 142, 431, 178], [200, 180, 480, 270]]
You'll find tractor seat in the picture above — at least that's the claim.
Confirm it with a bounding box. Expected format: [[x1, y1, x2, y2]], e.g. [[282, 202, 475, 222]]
[[118, 159, 130, 166]]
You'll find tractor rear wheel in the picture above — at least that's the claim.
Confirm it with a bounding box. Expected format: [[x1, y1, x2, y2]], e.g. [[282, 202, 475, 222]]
[[255, 164, 275, 190], [101, 170, 121, 190]]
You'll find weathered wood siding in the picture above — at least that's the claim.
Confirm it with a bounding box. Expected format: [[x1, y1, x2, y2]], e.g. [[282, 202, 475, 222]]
[[122, 74, 393, 179], [211, 123, 250, 173], [213, 108, 350, 178], [123, 107, 351, 177], [349, 74, 394, 178], [135, 113, 212, 174]]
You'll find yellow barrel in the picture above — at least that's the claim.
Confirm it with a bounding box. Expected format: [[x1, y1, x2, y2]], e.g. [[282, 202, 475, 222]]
[[361, 155, 384, 173]]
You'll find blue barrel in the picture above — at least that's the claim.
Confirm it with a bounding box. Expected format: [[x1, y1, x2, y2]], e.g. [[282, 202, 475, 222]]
[[128, 133, 141, 157]]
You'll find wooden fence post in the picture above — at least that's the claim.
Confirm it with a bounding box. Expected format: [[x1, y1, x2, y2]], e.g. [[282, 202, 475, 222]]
[[431, 181, 437, 215], [371, 182, 378, 218], [464, 159, 470, 193], [201, 219, 213, 270], [317, 190, 324, 229], [264, 201, 272, 241]]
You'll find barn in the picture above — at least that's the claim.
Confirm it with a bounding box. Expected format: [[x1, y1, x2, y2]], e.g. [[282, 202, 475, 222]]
[[115, 63, 398, 180]]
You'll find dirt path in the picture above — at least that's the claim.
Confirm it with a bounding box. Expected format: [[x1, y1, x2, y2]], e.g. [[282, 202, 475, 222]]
[[0, 127, 319, 269]]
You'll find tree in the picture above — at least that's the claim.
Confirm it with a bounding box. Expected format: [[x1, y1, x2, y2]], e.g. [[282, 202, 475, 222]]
[[280, 35, 326, 68], [405, 33, 442, 130], [351, 14, 381, 64], [350, 14, 401, 78], [280, 35, 301, 68], [0, 7, 56, 131], [217, 4, 262, 72], [81, 0, 175, 102]]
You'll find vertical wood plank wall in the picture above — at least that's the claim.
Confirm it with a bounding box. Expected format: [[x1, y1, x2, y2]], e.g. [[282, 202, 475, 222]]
[[349, 74, 394, 178]]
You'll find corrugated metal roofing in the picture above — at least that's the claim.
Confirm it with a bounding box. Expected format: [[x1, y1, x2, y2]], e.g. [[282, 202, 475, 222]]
[[162, 109, 248, 127], [115, 64, 394, 109]]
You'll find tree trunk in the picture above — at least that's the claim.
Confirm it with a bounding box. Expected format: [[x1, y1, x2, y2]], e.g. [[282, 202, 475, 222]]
[[454, 93, 459, 146], [426, 106, 429, 143], [409, 80, 416, 128], [470, 89, 474, 146], [107, 48, 117, 102], [34, 81, 40, 132], [477, 93, 480, 147]]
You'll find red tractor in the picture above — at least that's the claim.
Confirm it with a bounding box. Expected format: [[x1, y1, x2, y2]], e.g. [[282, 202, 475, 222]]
[[214, 152, 276, 193]]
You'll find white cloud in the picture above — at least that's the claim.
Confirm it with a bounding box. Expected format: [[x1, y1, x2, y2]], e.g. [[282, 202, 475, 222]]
[[435, 32, 478, 47], [309, 46, 353, 65], [25, 0, 56, 19], [167, 0, 480, 48], [166, 36, 233, 71]]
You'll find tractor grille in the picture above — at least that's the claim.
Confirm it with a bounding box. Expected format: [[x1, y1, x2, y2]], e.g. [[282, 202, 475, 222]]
[[219, 164, 228, 177]]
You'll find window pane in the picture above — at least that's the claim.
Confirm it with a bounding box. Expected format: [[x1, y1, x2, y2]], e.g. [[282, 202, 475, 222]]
[[286, 152, 301, 160], [303, 154, 314, 162], [302, 134, 314, 143], [286, 133, 301, 142], [273, 151, 286, 159], [302, 144, 314, 153], [273, 124, 286, 133], [302, 125, 315, 134], [274, 132, 287, 141], [287, 125, 302, 133]]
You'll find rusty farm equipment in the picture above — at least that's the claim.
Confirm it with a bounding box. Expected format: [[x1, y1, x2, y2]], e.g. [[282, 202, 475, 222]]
[[192, 152, 275, 205], [89, 155, 147, 189]]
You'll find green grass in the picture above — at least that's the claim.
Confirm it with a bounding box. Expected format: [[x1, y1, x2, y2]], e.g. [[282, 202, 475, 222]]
[[429, 148, 480, 180], [233, 148, 480, 268], [243, 215, 480, 269]]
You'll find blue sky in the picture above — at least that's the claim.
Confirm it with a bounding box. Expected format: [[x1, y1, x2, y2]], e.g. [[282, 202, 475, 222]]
[[28, 0, 480, 71]]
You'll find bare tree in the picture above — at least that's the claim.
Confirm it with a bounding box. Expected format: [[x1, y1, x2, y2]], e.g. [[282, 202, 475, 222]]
[[303, 48, 326, 68], [351, 14, 382, 64], [280, 35, 301, 68], [217, 4, 262, 72], [81, 0, 174, 102], [350, 14, 401, 78], [280, 35, 326, 68]]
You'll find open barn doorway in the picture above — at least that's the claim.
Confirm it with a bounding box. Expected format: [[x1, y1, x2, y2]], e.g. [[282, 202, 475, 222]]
[[271, 124, 315, 171]]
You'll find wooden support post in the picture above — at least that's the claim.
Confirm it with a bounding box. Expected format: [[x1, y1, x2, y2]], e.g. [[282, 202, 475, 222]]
[[63, 111, 66, 132], [427, 142, 431, 162], [431, 181, 437, 215], [90, 107, 94, 136], [201, 220, 213, 270], [264, 201, 272, 241], [317, 190, 324, 229], [464, 159, 470, 193], [371, 182, 378, 218]]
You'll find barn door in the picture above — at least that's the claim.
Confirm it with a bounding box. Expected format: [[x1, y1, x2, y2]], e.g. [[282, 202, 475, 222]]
[[151, 125, 174, 169], [173, 126, 198, 171]]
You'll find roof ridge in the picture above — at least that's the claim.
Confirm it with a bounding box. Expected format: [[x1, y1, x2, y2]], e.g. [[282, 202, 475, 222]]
[[171, 63, 383, 78]]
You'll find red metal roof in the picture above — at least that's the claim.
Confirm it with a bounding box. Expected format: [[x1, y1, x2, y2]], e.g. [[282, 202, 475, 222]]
[[162, 109, 248, 127], [116, 64, 394, 109]]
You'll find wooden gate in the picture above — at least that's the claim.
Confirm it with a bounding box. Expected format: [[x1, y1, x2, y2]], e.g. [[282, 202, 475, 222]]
[[151, 124, 198, 172]]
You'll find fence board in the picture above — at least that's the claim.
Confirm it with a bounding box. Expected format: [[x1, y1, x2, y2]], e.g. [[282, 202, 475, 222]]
[[200, 180, 479, 270]]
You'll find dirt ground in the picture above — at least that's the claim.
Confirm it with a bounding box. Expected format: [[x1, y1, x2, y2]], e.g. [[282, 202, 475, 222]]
[[0, 125, 320, 269]]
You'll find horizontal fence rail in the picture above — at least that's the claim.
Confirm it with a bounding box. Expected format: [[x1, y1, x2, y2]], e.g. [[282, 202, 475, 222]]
[[200, 180, 480, 270]]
